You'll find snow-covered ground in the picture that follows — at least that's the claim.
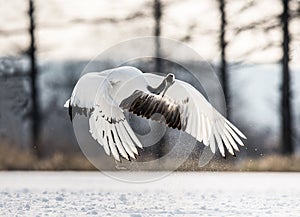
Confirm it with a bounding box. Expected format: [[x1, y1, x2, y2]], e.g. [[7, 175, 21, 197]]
[[0, 172, 299, 217]]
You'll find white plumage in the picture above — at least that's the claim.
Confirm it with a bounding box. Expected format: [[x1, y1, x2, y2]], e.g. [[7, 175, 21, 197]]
[[64, 66, 246, 161]]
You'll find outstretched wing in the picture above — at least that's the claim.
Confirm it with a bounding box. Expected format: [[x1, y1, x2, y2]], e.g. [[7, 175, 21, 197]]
[[69, 73, 143, 161], [125, 73, 246, 157], [89, 79, 143, 161]]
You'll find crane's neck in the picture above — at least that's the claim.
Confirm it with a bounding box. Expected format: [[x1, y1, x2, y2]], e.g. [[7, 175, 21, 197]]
[[147, 74, 175, 97]]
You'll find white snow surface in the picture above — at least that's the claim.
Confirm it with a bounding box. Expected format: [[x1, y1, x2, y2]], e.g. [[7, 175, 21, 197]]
[[0, 172, 299, 217]]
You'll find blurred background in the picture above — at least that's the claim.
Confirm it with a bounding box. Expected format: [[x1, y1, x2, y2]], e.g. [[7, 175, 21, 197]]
[[0, 0, 300, 171]]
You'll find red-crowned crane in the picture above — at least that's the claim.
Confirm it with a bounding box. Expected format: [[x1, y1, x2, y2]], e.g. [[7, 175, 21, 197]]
[[64, 66, 246, 161]]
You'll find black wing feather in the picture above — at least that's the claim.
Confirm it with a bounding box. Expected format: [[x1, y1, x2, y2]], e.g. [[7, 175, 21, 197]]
[[120, 90, 188, 130]]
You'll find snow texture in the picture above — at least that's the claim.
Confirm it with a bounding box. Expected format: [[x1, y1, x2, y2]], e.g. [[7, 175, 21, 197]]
[[0, 172, 299, 217]]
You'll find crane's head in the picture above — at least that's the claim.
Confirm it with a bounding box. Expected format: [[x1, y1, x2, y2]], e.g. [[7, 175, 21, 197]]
[[147, 73, 175, 96], [165, 73, 175, 85]]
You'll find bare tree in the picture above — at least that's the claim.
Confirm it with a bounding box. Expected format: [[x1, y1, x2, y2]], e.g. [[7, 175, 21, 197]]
[[28, 0, 41, 157], [154, 0, 162, 73], [153, 0, 164, 158], [218, 0, 230, 119], [280, 0, 293, 154]]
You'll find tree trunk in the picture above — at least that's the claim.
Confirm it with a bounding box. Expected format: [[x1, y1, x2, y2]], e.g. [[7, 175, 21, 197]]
[[280, 0, 293, 155], [29, 0, 41, 157], [219, 0, 230, 120], [154, 0, 162, 73], [153, 0, 164, 158]]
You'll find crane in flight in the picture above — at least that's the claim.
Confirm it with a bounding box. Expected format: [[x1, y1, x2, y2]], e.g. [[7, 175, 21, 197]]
[[64, 66, 246, 161]]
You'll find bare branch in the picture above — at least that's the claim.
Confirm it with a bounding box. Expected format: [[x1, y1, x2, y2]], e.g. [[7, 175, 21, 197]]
[[231, 15, 281, 35], [0, 28, 27, 36], [69, 11, 147, 25], [238, 0, 257, 13], [235, 41, 280, 61]]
